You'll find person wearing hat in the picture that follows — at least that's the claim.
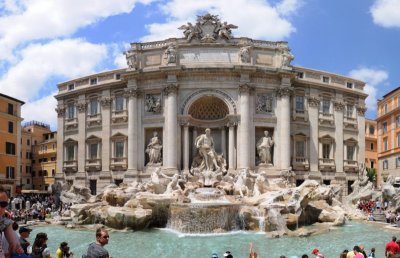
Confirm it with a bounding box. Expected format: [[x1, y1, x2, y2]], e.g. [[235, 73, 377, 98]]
[[224, 251, 233, 258], [311, 248, 324, 258], [211, 253, 218, 258], [18, 227, 32, 255]]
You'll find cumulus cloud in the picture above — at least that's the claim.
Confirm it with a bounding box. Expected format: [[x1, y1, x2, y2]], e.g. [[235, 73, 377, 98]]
[[141, 0, 302, 42], [370, 0, 400, 28], [0, 39, 108, 101], [22, 92, 58, 130], [348, 68, 389, 112], [0, 0, 153, 61]]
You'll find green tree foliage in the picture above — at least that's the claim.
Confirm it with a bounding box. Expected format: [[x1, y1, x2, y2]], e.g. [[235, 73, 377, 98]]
[[366, 167, 377, 183]]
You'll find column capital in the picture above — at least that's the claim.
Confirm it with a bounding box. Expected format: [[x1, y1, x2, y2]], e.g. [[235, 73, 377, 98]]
[[179, 116, 190, 126], [307, 97, 320, 107], [124, 88, 142, 98], [333, 101, 345, 112], [163, 83, 179, 95], [76, 102, 87, 113], [226, 116, 239, 127], [100, 97, 112, 108], [356, 106, 367, 116], [238, 83, 254, 94], [275, 86, 292, 98], [55, 106, 65, 117]]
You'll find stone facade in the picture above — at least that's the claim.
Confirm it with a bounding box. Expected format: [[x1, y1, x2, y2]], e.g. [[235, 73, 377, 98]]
[[54, 14, 367, 195]]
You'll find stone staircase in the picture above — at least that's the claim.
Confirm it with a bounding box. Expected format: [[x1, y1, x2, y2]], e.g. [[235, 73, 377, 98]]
[[372, 210, 386, 223]]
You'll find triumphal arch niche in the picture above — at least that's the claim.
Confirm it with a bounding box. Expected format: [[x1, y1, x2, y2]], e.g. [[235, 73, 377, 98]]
[[122, 13, 295, 178]]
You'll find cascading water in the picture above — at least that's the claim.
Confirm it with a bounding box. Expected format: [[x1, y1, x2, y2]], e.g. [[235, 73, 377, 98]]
[[167, 188, 241, 233]]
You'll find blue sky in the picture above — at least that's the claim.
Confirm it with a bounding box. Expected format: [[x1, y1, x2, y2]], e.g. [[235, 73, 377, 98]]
[[0, 0, 400, 130]]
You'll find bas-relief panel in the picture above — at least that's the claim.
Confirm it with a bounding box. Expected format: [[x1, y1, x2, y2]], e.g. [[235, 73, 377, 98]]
[[179, 48, 238, 64], [255, 53, 273, 65], [144, 55, 162, 66]]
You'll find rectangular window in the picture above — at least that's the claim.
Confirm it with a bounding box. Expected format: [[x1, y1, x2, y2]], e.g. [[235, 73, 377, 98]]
[[8, 103, 13, 115], [384, 138, 388, 151], [27, 139, 30, 146], [347, 146, 354, 161], [6, 142, 15, 155], [115, 141, 124, 158], [115, 74, 121, 80], [371, 161, 374, 168], [90, 99, 98, 115], [371, 143, 374, 150], [296, 72, 304, 79], [322, 100, 330, 114], [90, 143, 98, 159], [397, 116, 400, 128], [90, 78, 97, 85], [383, 160, 388, 170], [383, 122, 388, 133], [295, 96, 304, 111], [66, 145, 75, 161], [115, 96, 124, 111], [369, 125, 375, 135], [322, 76, 330, 83], [346, 105, 353, 118], [67, 103, 75, 119], [8, 121, 13, 133], [384, 103, 388, 114], [6, 166, 15, 179], [398, 134, 400, 147], [68, 84, 74, 90], [346, 82, 353, 89], [398, 96, 400, 107], [322, 143, 330, 159], [397, 157, 400, 168], [295, 141, 305, 157]]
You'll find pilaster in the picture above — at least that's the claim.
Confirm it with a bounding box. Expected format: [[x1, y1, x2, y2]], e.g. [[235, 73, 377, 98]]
[[76, 95, 87, 183], [100, 91, 112, 174], [307, 95, 320, 174], [357, 106, 367, 165], [55, 102, 65, 181], [333, 99, 344, 174], [125, 81, 140, 178], [237, 83, 253, 169], [162, 75, 179, 173]]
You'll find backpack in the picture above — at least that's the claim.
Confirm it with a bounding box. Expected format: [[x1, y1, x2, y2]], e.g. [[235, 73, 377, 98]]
[[29, 247, 44, 258]]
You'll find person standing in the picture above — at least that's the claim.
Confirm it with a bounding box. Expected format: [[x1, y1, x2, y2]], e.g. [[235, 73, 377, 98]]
[[31, 232, 51, 258], [385, 236, 399, 257], [86, 228, 112, 258], [18, 227, 32, 255], [0, 185, 23, 258]]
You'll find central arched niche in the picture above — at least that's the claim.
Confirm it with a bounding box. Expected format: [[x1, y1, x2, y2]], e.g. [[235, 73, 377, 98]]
[[188, 96, 229, 120]]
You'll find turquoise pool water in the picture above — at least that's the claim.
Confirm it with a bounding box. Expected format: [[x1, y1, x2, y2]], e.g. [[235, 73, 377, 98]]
[[27, 222, 397, 258]]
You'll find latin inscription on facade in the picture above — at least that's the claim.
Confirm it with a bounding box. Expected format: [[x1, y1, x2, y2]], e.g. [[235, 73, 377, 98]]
[[256, 53, 273, 65], [145, 55, 162, 66], [180, 48, 238, 64]]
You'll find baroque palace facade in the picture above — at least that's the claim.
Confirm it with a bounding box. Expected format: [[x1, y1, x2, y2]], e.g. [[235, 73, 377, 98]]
[[55, 14, 367, 195]]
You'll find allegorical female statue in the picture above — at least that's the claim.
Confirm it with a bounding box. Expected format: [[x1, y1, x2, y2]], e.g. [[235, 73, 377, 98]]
[[146, 131, 162, 165], [256, 130, 274, 165]]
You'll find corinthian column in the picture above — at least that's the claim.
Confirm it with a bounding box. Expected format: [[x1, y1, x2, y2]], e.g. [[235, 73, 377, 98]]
[[307, 96, 320, 173], [357, 106, 367, 165], [55, 102, 65, 182], [163, 82, 179, 172], [237, 83, 253, 169], [76, 96, 87, 178], [275, 77, 292, 170], [333, 100, 345, 173], [125, 85, 140, 176]]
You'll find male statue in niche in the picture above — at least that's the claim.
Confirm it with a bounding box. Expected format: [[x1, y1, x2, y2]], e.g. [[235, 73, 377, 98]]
[[195, 128, 220, 171], [256, 130, 274, 165]]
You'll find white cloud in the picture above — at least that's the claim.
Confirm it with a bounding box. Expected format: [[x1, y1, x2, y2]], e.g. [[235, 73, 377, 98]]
[[349, 68, 389, 112], [22, 92, 58, 130], [141, 0, 302, 42], [0, 39, 108, 101], [370, 0, 400, 28], [0, 0, 153, 61]]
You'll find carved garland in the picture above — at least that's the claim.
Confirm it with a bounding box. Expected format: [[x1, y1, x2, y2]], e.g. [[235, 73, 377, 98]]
[[274, 87, 292, 98], [55, 107, 66, 117], [356, 106, 367, 116], [333, 101, 345, 111], [76, 102, 87, 113], [238, 83, 255, 94], [163, 83, 179, 95], [100, 97, 112, 107], [307, 97, 320, 107]]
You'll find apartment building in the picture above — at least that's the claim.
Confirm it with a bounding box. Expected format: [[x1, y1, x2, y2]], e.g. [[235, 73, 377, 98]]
[[377, 87, 400, 180], [0, 93, 24, 196], [365, 119, 379, 186]]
